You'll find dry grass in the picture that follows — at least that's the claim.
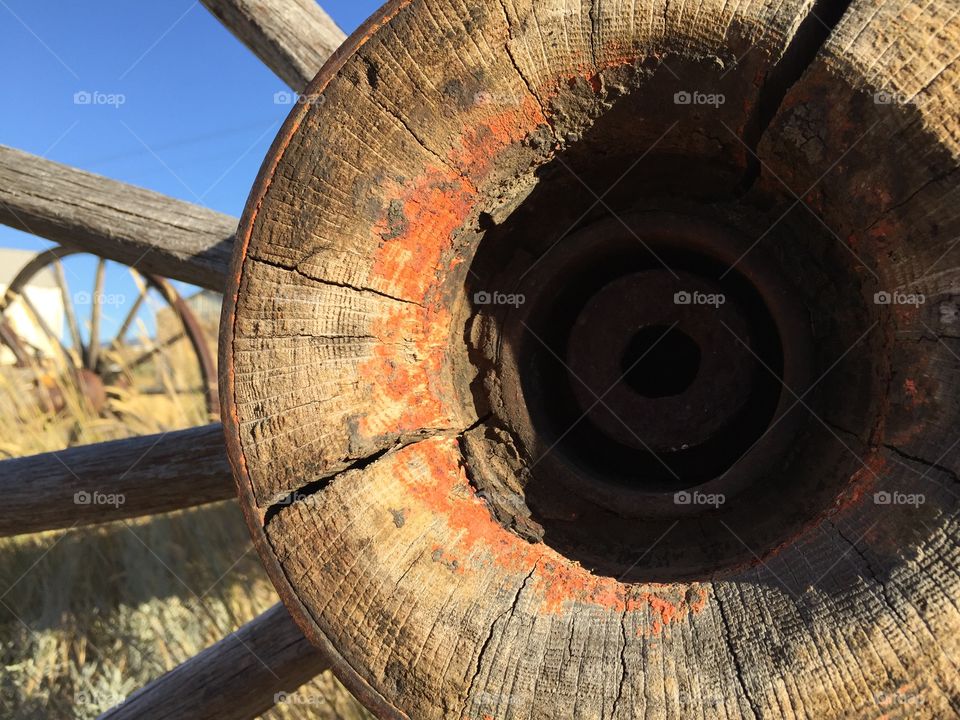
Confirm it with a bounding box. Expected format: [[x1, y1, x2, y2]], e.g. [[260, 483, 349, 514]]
[[0, 345, 371, 718]]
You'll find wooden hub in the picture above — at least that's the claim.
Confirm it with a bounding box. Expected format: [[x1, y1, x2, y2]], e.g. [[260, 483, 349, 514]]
[[219, 0, 960, 718]]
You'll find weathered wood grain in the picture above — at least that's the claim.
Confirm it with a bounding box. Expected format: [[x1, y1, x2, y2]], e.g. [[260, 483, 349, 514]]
[[757, 0, 960, 482], [98, 602, 328, 720], [201, 0, 346, 90], [0, 145, 235, 291], [219, 0, 960, 718], [0, 424, 234, 536]]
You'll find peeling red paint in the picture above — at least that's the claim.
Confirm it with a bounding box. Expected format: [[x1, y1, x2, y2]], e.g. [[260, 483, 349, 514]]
[[370, 172, 475, 303], [450, 94, 547, 176], [368, 93, 545, 306], [865, 218, 897, 242], [351, 61, 749, 631]]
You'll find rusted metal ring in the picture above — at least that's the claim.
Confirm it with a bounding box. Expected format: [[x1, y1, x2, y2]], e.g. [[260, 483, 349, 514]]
[[494, 211, 813, 516]]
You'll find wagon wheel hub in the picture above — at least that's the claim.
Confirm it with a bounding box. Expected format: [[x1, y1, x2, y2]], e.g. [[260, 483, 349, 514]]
[[218, 0, 960, 715], [456, 183, 873, 577], [2, 0, 953, 718], [489, 213, 811, 517]]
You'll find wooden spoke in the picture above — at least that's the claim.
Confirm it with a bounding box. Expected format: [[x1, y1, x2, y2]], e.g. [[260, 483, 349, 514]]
[[111, 272, 148, 347], [86, 257, 106, 370], [122, 270, 161, 372], [99, 602, 328, 720], [0, 245, 219, 418], [54, 259, 85, 362], [0, 424, 233, 537], [0, 317, 29, 365], [124, 331, 186, 372], [148, 274, 220, 416], [200, 0, 345, 90], [0, 145, 236, 291]]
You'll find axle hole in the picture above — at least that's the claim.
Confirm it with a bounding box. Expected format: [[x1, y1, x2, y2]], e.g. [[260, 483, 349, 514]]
[[620, 325, 701, 398]]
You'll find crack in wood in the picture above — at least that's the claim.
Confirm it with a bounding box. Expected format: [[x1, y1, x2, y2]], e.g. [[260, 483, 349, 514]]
[[262, 429, 460, 526], [357, 54, 480, 191], [250, 254, 425, 307], [714, 588, 763, 719], [610, 607, 629, 719], [740, 0, 855, 191], [461, 562, 537, 718], [495, 0, 555, 139], [884, 444, 960, 485]]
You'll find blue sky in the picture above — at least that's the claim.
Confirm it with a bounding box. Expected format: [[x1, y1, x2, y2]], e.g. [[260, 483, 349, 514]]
[[0, 0, 382, 341]]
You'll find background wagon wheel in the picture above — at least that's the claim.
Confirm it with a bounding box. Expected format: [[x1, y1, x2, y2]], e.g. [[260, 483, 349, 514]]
[[0, 0, 957, 719], [0, 246, 220, 434]]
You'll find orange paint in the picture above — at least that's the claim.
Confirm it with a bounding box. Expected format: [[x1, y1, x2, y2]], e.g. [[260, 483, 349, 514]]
[[688, 585, 709, 613], [394, 438, 711, 636], [357, 60, 746, 628], [370, 171, 476, 303], [357, 94, 550, 440], [903, 378, 930, 410], [449, 94, 547, 177], [832, 451, 886, 514], [369, 93, 546, 306], [866, 218, 897, 242], [358, 65, 664, 442], [904, 378, 919, 404], [355, 302, 455, 438]]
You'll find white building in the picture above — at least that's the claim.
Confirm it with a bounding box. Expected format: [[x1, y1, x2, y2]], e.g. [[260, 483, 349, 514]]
[[0, 248, 65, 366]]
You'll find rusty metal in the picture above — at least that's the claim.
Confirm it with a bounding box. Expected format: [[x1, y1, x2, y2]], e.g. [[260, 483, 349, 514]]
[[565, 269, 757, 453], [494, 211, 813, 517], [147, 275, 220, 417]]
